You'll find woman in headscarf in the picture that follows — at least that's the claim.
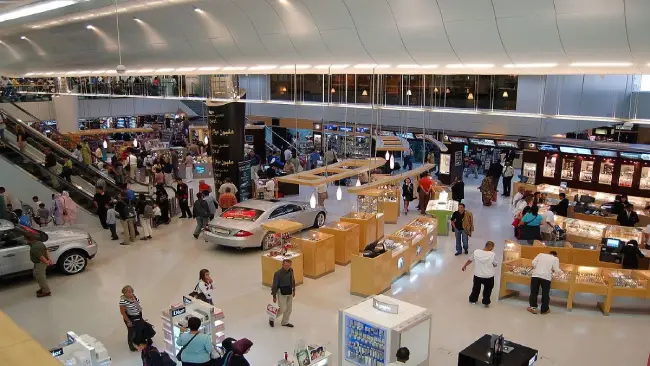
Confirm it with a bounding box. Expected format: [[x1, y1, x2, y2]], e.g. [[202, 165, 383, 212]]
[[52, 193, 64, 225], [226, 338, 253, 366], [478, 176, 494, 206], [81, 141, 92, 165], [60, 191, 78, 225]]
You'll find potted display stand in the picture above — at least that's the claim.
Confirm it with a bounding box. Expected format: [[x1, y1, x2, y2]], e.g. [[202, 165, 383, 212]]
[[260, 219, 305, 287]]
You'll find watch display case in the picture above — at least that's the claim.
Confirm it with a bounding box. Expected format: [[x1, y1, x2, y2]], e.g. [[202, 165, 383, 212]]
[[599, 161, 614, 185], [618, 164, 635, 188], [561, 158, 575, 180], [575, 267, 607, 286], [503, 241, 522, 262], [579, 160, 594, 183], [604, 226, 643, 243], [504, 262, 533, 277], [543, 155, 557, 178], [408, 217, 436, 234], [564, 218, 606, 245], [640, 167, 650, 190], [608, 270, 646, 289], [292, 231, 336, 279], [522, 162, 536, 184]]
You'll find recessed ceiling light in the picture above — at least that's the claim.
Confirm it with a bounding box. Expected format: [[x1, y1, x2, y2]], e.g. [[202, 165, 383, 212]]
[[156, 68, 175, 72], [126, 70, 138, 73], [446, 64, 494, 69], [422, 64, 439, 68], [24, 72, 35, 76], [105, 70, 117, 74], [198, 66, 220, 71], [314, 65, 331, 69], [397, 64, 420, 69], [44, 72, 54, 75], [0, 0, 81, 23], [91, 70, 106, 74], [376, 64, 390, 68], [139, 68, 155, 73], [20, 36, 26, 40], [279, 0, 288, 4], [248, 65, 278, 71], [504, 63, 558, 68], [280, 64, 311, 69], [330, 64, 349, 69], [133, 17, 141, 22], [86, 25, 94, 29], [79, 70, 91, 74], [193, 6, 203, 13], [65, 71, 79, 75], [177, 67, 197, 72], [570, 62, 632, 67], [223, 66, 247, 71], [354, 64, 377, 69]]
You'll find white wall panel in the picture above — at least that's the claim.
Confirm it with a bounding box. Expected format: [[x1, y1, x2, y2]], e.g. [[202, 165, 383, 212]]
[[557, 14, 630, 59], [260, 34, 303, 63], [77, 98, 197, 119], [320, 29, 373, 63], [554, 0, 624, 16], [2, 101, 55, 122], [437, 0, 494, 22], [497, 17, 566, 62], [301, 0, 355, 32], [235, 0, 286, 36], [356, 25, 413, 64], [444, 19, 510, 64], [492, 0, 556, 18]]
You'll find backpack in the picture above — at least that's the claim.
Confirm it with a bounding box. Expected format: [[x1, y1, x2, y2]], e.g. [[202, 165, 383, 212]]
[[143, 203, 154, 219]]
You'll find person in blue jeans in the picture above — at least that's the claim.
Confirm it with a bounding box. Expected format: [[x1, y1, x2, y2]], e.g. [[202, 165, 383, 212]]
[[450, 203, 474, 256]]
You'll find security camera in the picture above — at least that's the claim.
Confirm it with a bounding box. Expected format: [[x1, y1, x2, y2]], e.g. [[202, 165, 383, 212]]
[[116, 64, 126, 74]]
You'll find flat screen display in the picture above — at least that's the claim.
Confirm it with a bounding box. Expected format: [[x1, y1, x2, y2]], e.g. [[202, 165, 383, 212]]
[[593, 149, 617, 157], [448, 136, 468, 144], [620, 152, 642, 160], [116, 118, 125, 128], [356, 127, 369, 133], [397, 132, 415, 139], [594, 128, 608, 135], [538, 144, 558, 152], [324, 124, 337, 131], [468, 138, 495, 147], [496, 140, 519, 148], [606, 238, 621, 249], [559, 146, 591, 155], [339, 126, 353, 133]]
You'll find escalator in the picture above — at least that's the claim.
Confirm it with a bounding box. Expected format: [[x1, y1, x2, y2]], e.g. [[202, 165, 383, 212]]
[[0, 139, 96, 213]]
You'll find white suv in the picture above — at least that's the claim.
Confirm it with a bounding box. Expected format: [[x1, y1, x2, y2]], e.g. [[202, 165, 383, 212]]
[[0, 220, 98, 276]]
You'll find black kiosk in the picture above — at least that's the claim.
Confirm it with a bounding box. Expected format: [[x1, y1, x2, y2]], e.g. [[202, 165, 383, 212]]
[[458, 334, 538, 366]]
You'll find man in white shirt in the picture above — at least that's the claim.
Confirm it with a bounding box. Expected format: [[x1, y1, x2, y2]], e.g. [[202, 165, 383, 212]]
[[264, 179, 275, 200], [387, 347, 409, 366], [462, 241, 498, 307], [540, 207, 556, 241], [218, 177, 238, 196], [284, 147, 292, 163], [127, 152, 137, 180], [528, 251, 561, 315], [511, 185, 525, 209]]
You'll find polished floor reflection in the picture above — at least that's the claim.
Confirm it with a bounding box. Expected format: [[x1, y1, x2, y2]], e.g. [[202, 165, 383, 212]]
[[1, 177, 649, 366]]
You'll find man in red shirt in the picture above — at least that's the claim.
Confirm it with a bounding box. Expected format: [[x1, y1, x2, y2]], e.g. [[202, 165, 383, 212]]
[[198, 180, 211, 194], [418, 171, 434, 214], [218, 187, 237, 211]]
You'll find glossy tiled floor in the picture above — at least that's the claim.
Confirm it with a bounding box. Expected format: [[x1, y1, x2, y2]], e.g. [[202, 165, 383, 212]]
[[1, 176, 650, 366]]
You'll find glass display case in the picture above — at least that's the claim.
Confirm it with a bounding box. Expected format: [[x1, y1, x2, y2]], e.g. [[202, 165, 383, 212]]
[[618, 164, 635, 188], [564, 218, 606, 242], [561, 158, 575, 180], [608, 271, 646, 289], [604, 226, 643, 243], [543, 155, 557, 178], [504, 262, 533, 277], [579, 160, 594, 183], [408, 217, 436, 234], [439, 154, 450, 174], [522, 162, 536, 184], [640, 167, 650, 190], [388, 227, 423, 247], [503, 241, 522, 261], [552, 270, 572, 282], [575, 267, 607, 286], [598, 161, 614, 185], [357, 194, 380, 214]]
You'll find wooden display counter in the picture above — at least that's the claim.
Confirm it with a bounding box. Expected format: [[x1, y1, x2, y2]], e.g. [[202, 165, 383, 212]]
[[350, 251, 392, 297], [292, 231, 335, 279], [572, 212, 618, 225], [0, 311, 60, 366], [600, 270, 650, 315], [376, 213, 385, 240], [261, 252, 304, 287], [388, 228, 427, 266], [407, 216, 438, 251], [317, 221, 360, 265], [503, 240, 623, 268], [340, 212, 377, 250]]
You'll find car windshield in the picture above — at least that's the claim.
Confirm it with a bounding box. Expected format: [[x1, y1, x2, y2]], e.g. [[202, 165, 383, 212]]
[[1, 225, 48, 244], [220, 207, 265, 222]]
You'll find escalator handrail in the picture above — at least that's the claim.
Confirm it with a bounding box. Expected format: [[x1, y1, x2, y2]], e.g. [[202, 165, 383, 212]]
[[0, 98, 62, 139], [0, 137, 97, 215]]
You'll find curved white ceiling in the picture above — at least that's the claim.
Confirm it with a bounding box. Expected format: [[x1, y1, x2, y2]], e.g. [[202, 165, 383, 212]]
[[0, 0, 649, 75]]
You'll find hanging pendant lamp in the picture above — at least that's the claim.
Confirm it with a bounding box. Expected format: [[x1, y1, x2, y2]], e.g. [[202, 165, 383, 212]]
[[434, 87, 439, 93], [467, 92, 474, 100], [361, 90, 368, 96], [445, 88, 451, 94], [309, 191, 317, 208], [133, 138, 138, 147], [385, 150, 390, 160], [102, 140, 108, 149], [502, 90, 509, 98], [336, 185, 342, 200], [389, 154, 395, 169], [204, 135, 209, 145], [331, 88, 336, 94], [356, 179, 361, 187]]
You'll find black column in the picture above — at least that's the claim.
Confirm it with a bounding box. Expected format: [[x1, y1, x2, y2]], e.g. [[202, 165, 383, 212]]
[[208, 102, 251, 202]]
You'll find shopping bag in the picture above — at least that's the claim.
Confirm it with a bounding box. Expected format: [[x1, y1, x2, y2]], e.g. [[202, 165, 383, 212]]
[[266, 302, 279, 321]]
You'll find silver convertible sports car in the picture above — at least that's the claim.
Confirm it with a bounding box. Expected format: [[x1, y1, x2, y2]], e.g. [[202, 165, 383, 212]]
[[0, 220, 98, 277], [204, 199, 327, 249]]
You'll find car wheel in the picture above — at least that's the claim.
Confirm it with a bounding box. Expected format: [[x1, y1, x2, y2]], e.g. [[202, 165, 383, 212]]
[[313, 212, 326, 228], [261, 232, 275, 251], [57, 250, 88, 275]]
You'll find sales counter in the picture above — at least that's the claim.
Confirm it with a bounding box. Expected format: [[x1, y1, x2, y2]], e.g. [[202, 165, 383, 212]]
[[261, 251, 304, 287], [500, 257, 650, 315], [317, 221, 360, 265], [340, 212, 379, 249], [292, 231, 336, 279]]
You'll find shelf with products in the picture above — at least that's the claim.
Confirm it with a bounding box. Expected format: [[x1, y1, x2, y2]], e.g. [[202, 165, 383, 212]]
[[561, 157, 575, 180], [543, 154, 557, 178], [522, 162, 537, 184], [260, 219, 305, 287], [161, 296, 225, 358], [292, 230, 336, 279], [599, 160, 615, 185], [564, 218, 607, 246], [579, 159, 595, 183], [640, 167, 650, 190], [405, 216, 438, 251], [618, 164, 635, 188], [318, 221, 361, 265]]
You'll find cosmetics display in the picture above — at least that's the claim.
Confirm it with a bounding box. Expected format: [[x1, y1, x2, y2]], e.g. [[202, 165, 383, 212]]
[[339, 295, 431, 366], [408, 218, 436, 234], [49, 332, 111, 366]]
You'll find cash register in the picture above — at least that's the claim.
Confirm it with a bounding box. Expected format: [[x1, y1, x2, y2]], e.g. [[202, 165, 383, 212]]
[[599, 238, 623, 264]]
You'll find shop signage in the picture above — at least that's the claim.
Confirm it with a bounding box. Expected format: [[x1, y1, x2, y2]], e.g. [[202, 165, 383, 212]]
[[593, 149, 617, 157], [208, 102, 245, 192], [537, 144, 557, 152], [496, 140, 519, 148], [238, 160, 253, 202], [171, 306, 187, 317], [50, 348, 64, 357], [559, 146, 591, 155], [356, 127, 369, 133], [183, 296, 193, 304], [397, 257, 405, 269], [339, 126, 353, 133], [448, 136, 468, 144], [324, 124, 338, 131], [66, 332, 76, 345], [373, 298, 399, 314], [468, 138, 495, 147], [416, 245, 421, 256]]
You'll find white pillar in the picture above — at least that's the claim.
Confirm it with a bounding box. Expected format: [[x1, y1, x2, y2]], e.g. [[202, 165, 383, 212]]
[[52, 95, 78, 133]]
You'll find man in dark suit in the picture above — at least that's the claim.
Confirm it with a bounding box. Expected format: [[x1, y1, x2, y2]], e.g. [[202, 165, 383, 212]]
[[617, 203, 640, 227], [551, 192, 569, 217]]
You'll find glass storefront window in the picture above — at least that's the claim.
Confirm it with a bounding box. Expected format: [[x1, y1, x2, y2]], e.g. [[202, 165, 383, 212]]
[[561, 158, 575, 180], [599, 161, 614, 185], [543, 155, 557, 177], [640, 167, 650, 190], [270, 74, 293, 101], [445, 75, 477, 109], [579, 160, 594, 182], [619, 164, 635, 187]]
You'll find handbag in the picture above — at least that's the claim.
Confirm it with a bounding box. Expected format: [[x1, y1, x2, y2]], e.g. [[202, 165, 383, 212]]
[[176, 333, 199, 361], [189, 282, 209, 302]]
